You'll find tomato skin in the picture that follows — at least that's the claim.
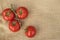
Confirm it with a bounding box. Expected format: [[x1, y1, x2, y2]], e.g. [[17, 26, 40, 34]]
[[9, 20, 21, 32], [25, 26, 36, 38], [2, 8, 15, 21], [16, 7, 28, 19]]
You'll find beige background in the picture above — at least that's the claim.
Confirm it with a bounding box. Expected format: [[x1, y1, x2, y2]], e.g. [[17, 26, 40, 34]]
[[0, 0, 60, 40]]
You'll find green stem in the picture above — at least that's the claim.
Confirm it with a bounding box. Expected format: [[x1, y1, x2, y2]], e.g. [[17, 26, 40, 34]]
[[10, 4, 18, 20], [10, 4, 16, 13]]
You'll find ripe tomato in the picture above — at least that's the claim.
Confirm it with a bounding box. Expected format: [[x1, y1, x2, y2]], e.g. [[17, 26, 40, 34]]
[[16, 7, 28, 19], [2, 8, 15, 21], [9, 20, 21, 32], [25, 26, 36, 38]]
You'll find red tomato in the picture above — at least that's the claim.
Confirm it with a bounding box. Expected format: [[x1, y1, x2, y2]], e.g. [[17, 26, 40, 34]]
[[2, 8, 15, 21], [9, 20, 21, 32], [16, 7, 28, 19], [25, 26, 36, 38]]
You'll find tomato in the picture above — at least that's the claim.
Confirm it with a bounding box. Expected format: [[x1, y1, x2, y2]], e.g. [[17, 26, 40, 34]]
[[9, 20, 21, 32], [25, 26, 36, 38], [16, 7, 28, 19], [2, 8, 15, 21]]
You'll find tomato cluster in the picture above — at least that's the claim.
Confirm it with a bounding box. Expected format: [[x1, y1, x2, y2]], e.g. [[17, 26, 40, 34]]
[[2, 5, 36, 38], [2, 7, 28, 32]]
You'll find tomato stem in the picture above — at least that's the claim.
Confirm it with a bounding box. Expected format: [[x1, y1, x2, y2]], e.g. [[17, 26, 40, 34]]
[[25, 28, 28, 32], [10, 4, 21, 26], [10, 4, 16, 13], [10, 4, 19, 20]]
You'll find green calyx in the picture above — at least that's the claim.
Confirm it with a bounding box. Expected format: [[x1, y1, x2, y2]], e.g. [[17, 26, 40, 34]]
[[12, 21, 16, 26], [19, 10, 22, 15], [6, 12, 10, 16]]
